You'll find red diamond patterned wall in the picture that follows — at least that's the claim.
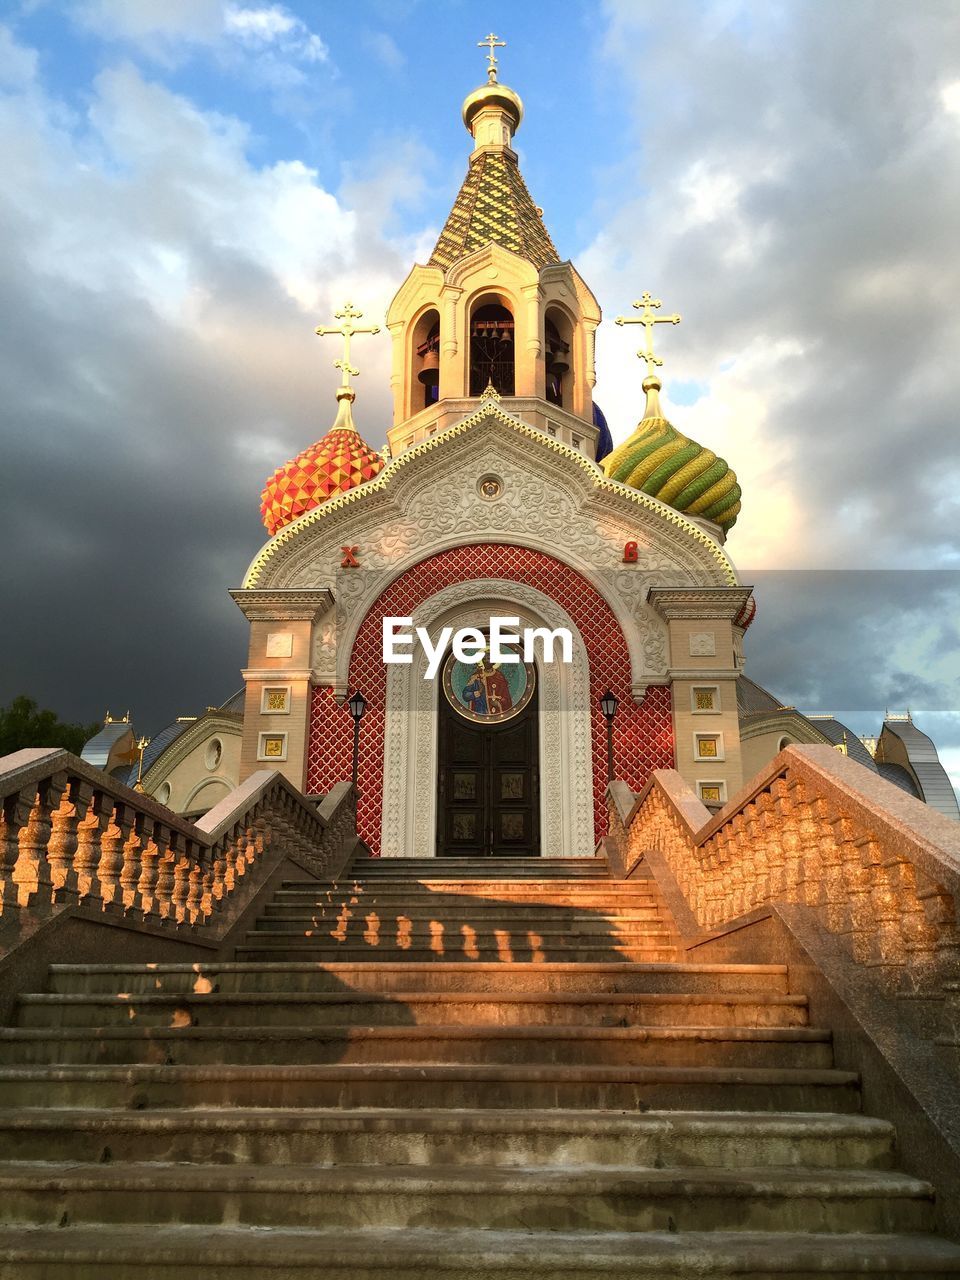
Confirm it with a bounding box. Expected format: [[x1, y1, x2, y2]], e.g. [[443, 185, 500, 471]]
[[306, 544, 674, 855]]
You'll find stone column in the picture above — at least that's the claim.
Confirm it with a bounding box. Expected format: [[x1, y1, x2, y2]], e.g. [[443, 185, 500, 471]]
[[648, 587, 754, 805]]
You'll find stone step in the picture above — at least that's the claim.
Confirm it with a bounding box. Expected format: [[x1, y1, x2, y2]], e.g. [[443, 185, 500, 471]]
[[262, 904, 670, 922], [253, 913, 678, 932], [46, 961, 792, 996], [19, 989, 810, 1029], [307, 878, 626, 891], [0, 1063, 862, 1111], [0, 1025, 834, 1069], [274, 890, 666, 910], [233, 942, 684, 963], [3, 1225, 959, 1280], [249, 921, 680, 943], [0, 1161, 932, 1234], [343, 860, 612, 876], [0, 1108, 894, 1169]]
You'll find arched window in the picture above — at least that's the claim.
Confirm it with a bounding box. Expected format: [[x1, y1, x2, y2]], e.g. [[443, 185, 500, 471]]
[[545, 310, 572, 408], [470, 301, 515, 396], [414, 310, 440, 410]]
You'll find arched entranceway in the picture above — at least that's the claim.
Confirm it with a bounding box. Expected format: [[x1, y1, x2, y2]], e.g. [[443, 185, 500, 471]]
[[436, 646, 540, 858]]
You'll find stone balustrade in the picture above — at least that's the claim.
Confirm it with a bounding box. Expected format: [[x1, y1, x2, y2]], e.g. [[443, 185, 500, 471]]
[[0, 747, 356, 953], [607, 744, 960, 995]]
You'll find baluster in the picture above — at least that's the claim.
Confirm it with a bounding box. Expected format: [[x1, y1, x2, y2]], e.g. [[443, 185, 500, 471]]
[[98, 802, 131, 913], [137, 822, 164, 920], [171, 856, 192, 926], [15, 775, 67, 914], [221, 826, 241, 895], [199, 862, 216, 922], [869, 844, 914, 991], [75, 791, 111, 906], [184, 844, 204, 925], [48, 778, 93, 903], [155, 845, 177, 924], [120, 813, 146, 918], [1, 788, 37, 917], [840, 832, 876, 965], [895, 862, 947, 991]]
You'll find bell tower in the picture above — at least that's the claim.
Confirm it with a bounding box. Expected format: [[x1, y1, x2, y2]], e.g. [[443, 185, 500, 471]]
[[385, 35, 602, 459]]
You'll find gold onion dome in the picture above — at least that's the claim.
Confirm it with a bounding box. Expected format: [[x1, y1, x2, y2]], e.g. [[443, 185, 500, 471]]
[[259, 389, 384, 537], [461, 80, 524, 134], [601, 376, 741, 532]]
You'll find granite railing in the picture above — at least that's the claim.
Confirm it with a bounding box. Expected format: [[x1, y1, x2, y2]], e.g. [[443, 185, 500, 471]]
[[607, 744, 960, 995], [0, 747, 356, 954]]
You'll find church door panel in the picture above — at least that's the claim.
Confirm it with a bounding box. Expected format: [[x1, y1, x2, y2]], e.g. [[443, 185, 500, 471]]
[[437, 688, 539, 858]]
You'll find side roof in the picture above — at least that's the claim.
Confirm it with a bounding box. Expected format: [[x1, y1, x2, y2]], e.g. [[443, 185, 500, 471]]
[[880, 718, 960, 820]]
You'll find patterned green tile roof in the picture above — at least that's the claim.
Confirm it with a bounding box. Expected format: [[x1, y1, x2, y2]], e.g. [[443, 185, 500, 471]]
[[429, 150, 560, 272]]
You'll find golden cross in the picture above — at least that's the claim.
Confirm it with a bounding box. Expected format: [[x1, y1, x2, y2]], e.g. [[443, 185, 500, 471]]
[[478, 31, 506, 82], [614, 292, 682, 373], [314, 302, 381, 389]]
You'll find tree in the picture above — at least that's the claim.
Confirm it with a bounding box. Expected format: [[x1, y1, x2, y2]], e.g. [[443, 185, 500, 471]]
[[0, 697, 101, 759]]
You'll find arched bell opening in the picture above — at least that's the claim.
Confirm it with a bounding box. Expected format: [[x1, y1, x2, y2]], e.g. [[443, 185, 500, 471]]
[[545, 309, 573, 409], [411, 308, 441, 411], [469, 299, 515, 396]]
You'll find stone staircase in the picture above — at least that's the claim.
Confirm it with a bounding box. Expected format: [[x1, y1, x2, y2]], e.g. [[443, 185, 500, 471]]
[[0, 854, 958, 1277]]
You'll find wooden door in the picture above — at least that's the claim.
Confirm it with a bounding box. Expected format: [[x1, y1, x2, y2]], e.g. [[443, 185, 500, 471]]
[[436, 684, 539, 857]]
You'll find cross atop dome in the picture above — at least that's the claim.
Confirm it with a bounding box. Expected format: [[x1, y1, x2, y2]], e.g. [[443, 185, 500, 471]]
[[615, 292, 682, 382], [315, 302, 381, 394], [477, 32, 506, 83]]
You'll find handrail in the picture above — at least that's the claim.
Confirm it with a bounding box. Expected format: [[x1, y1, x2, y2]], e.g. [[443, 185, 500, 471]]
[[606, 744, 960, 994], [0, 748, 356, 950]]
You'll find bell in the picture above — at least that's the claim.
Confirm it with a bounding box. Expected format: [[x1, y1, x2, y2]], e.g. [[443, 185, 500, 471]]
[[548, 350, 570, 374], [418, 347, 439, 384]]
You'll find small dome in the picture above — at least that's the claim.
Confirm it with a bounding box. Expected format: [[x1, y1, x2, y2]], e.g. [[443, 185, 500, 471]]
[[601, 378, 741, 532], [593, 402, 613, 463], [260, 391, 384, 537], [462, 80, 523, 134]]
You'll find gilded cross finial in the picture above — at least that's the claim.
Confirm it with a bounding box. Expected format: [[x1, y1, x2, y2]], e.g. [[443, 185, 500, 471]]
[[614, 291, 682, 378], [314, 301, 381, 390], [478, 31, 506, 82]]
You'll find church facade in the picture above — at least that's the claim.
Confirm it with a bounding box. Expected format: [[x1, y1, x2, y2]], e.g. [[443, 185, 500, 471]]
[[231, 59, 760, 860]]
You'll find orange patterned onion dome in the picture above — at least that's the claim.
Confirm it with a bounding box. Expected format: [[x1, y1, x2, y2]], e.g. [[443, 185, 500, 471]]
[[260, 390, 385, 536]]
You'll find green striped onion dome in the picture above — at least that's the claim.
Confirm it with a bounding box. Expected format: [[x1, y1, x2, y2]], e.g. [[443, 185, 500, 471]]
[[601, 379, 741, 532]]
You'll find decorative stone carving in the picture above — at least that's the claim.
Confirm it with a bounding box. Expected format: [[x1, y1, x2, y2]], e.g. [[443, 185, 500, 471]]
[[265, 633, 293, 658], [243, 408, 738, 641], [689, 632, 717, 657]]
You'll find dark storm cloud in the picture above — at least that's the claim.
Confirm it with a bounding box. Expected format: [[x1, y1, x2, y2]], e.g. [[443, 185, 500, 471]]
[[0, 49, 403, 733]]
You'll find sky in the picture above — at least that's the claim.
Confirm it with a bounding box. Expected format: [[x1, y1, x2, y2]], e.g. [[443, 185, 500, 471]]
[[0, 0, 958, 796]]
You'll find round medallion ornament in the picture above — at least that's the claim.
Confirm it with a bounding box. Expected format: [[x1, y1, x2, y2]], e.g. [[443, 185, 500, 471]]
[[442, 645, 535, 723], [478, 474, 503, 501]]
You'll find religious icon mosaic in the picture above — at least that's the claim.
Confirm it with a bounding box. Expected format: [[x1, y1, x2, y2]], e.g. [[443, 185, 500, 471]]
[[441, 643, 536, 723]]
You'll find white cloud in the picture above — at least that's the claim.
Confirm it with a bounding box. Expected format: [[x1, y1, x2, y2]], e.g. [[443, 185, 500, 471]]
[[74, 0, 224, 48], [223, 4, 327, 63], [588, 0, 960, 573], [0, 22, 39, 86], [941, 81, 960, 117], [72, 0, 328, 71]]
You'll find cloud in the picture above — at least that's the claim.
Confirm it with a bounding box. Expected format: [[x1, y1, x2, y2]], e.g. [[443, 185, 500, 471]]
[[587, 0, 960, 573], [72, 0, 328, 78], [0, 30, 405, 730], [223, 4, 327, 63], [361, 30, 405, 72]]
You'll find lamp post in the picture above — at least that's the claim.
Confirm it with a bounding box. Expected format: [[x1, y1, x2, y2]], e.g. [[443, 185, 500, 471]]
[[600, 690, 618, 785], [347, 689, 367, 791], [133, 736, 151, 793]]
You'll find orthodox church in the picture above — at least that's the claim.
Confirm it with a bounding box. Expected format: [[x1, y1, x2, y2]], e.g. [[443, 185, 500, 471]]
[[84, 48, 959, 841]]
